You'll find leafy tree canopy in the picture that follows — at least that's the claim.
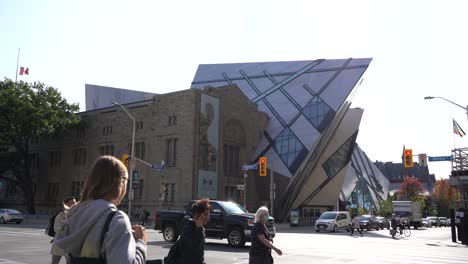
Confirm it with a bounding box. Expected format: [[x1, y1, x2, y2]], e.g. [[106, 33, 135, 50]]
[[0, 79, 80, 213]]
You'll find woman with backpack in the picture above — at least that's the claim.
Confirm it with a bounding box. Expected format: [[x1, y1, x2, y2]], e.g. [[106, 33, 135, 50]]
[[50, 196, 76, 264], [53, 155, 147, 263]]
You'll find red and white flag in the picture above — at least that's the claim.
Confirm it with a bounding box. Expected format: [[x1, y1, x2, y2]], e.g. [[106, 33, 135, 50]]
[[19, 67, 29, 75]]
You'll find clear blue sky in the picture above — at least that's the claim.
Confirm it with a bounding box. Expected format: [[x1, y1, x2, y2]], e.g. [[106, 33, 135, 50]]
[[1, 0, 467, 179]]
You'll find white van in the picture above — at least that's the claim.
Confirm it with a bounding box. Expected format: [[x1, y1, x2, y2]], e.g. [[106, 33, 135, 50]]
[[315, 211, 351, 232]]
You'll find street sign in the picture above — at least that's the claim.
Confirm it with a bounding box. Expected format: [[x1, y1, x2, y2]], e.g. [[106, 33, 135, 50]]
[[152, 164, 165, 170], [428, 156, 452, 162], [237, 184, 245, 190], [242, 164, 258, 171]]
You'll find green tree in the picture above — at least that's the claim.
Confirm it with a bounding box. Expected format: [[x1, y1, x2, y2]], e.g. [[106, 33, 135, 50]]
[[0, 79, 79, 213], [377, 195, 394, 217]]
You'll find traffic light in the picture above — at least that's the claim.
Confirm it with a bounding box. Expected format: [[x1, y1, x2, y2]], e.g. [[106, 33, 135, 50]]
[[259, 157, 267, 176], [404, 149, 413, 168], [121, 154, 129, 168]]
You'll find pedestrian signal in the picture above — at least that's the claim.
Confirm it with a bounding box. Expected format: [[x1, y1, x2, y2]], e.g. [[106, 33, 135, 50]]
[[259, 157, 267, 176], [404, 149, 413, 168], [121, 154, 129, 168]]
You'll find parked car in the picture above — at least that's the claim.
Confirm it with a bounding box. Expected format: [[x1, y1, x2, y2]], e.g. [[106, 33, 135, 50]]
[[153, 200, 276, 247], [438, 217, 448, 227], [374, 216, 390, 229], [315, 211, 351, 233], [427, 216, 440, 227], [357, 215, 380, 231], [0, 208, 23, 224], [422, 218, 432, 228]]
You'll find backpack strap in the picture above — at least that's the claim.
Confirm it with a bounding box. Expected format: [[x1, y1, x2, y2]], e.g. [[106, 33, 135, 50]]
[[99, 210, 117, 260]]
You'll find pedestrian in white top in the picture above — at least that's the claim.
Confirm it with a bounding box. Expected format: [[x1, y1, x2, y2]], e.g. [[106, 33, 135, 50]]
[[50, 196, 76, 264], [350, 214, 363, 237]]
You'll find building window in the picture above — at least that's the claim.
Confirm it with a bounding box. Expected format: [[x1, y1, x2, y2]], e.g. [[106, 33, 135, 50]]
[[302, 96, 335, 133], [71, 181, 84, 199], [29, 153, 39, 169], [102, 126, 112, 136], [274, 128, 307, 173], [49, 151, 62, 168], [7, 183, 16, 198], [225, 186, 240, 203], [136, 121, 144, 131], [99, 145, 114, 156], [47, 182, 60, 201], [135, 179, 144, 199], [72, 148, 87, 166], [223, 144, 240, 177], [322, 132, 358, 179], [135, 142, 145, 160], [76, 127, 85, 138], [168, 115, 177, 127], [165, 138, 177, 166], [30, 136, 39, 144]]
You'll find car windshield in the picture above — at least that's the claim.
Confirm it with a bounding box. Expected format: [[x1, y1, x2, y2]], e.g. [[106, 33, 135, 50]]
[[428, 217, 437, 220], [394, 211, 410, 217], [319, 212, 337, 219], [6, 209, 20, 214], [439, 217, 447, 220], [220, 202, 247, 214], [358, 216, 370, 221], [375, 217, 384, 220]]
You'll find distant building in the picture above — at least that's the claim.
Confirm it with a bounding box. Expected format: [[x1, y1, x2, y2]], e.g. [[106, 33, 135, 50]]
[[85, 84, 156, 111], [374, 161, 436, 196]]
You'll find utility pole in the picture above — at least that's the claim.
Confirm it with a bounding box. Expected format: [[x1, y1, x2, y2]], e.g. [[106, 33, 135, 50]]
[[270, 169, 274, 217]]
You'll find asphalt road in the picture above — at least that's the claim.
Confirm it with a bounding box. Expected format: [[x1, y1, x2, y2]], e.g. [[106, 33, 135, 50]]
[[0, 223, 466, 263]]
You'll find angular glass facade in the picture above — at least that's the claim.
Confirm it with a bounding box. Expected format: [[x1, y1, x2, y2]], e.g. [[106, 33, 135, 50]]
[[341, 145, 390, 213], [191, 58, 371, 177]]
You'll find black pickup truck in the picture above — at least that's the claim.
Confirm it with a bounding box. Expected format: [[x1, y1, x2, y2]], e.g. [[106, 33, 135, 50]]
[[154, 200, 276, 247]]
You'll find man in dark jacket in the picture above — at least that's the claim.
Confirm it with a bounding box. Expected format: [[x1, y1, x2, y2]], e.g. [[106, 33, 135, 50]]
[[176, 198, 211, 264]]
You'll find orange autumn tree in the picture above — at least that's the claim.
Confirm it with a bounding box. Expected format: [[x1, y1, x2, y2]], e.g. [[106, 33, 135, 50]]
[[398, 176, 424, 201], [434, 179, 460, 217]]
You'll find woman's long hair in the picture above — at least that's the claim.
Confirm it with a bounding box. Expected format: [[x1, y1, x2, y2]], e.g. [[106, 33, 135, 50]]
[[80, 155, 127, 201]]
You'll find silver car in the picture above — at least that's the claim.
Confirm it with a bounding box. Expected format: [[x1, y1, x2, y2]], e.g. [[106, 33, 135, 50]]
[[0, 208, 23, 224], [315, 211, 351, 232]]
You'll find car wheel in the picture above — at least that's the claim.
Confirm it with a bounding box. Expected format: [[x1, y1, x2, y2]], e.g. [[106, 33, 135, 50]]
[[315, 229, 320, 233], [0, 217, 4, 224], [227, 227, 246, 247], [16, 221, 21, 224], [162, 224, 178, 242], [347, 225, 351, 232], [332, 225, 337, 233]]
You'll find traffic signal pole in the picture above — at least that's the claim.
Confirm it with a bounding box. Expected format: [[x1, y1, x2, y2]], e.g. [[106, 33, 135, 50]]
[[270, 168, 274, 217]]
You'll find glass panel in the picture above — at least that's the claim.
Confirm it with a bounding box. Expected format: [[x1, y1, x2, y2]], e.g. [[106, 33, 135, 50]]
[[322, 132, 358, 179], [274, 128, 306, 171], [302, 96, 335, 133]]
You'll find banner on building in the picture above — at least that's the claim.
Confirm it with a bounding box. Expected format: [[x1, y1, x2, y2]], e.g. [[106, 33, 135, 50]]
[[197, 94, 219, 199]]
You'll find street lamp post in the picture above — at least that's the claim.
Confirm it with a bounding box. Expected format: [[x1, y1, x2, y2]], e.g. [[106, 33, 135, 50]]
[[424, 96, 468, 119], [112, 101, 135, 219]]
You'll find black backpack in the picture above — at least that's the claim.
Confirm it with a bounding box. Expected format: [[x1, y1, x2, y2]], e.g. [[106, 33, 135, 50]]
[[163, 239, 180, 264], [45, 211, 61, 237]]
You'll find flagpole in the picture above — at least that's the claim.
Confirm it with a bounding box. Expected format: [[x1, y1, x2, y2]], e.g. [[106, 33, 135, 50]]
[[15, 48, 20, 82]]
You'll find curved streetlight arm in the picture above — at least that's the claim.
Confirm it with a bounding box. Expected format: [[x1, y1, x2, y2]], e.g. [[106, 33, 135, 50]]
[[424, 96, 467, 111]]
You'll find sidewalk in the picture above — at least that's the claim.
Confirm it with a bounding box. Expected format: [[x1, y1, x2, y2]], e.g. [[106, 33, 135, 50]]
[[428, 240, 468, 248]]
